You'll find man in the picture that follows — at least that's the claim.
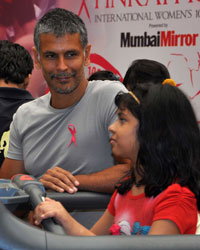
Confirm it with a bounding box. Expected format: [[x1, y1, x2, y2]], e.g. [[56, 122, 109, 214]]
[[0, 8, 129, 194], [0, 40, 34, 167]]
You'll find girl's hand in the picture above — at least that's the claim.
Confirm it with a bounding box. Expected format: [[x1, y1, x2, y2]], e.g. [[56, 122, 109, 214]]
[[33, 197, 67, 226]]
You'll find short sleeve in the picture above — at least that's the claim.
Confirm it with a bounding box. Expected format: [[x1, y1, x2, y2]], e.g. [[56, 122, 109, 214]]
[[6, 113, 23, 160], [107, 190, 118, 216], [153, 184, 197, 234]]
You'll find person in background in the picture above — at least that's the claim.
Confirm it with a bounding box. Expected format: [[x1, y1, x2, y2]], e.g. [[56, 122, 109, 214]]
[[88, 70, 120, 81], [33, 80, 200, 235], [123, 59, 170, 91], [0, 40, 34, 167]]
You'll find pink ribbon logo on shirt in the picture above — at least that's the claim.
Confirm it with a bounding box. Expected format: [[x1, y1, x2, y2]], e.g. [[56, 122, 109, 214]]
[[68, 124, 77, 147]]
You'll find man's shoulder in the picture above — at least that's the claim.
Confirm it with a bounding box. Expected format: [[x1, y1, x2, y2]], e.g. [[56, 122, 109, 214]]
[[89, 80, 127, 96], [16, 93, 49, 114]]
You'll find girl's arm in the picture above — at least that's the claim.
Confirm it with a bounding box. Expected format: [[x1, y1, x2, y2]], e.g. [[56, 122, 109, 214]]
[[149, 220, 180, 235], [33, 197, 114, 236], [91, 209, 114, 235]]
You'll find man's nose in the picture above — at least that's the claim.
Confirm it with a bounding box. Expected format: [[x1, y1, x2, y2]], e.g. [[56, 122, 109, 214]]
[[57, 56, 68, 71]]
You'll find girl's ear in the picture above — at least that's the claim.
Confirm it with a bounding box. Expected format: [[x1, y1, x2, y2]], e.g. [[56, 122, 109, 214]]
[[84, 44, 91, 66], [32, 46, 41, 70]]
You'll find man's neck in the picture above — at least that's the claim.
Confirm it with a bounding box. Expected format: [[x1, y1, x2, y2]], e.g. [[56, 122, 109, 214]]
[[50, 79, 88, 109]]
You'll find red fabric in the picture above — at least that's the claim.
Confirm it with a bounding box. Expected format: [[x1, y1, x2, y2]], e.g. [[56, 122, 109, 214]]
[[107, 184, 197, 235], [153, 184, 197, 234], [109, 224, 121, 235], [108, 190, 118, 216]]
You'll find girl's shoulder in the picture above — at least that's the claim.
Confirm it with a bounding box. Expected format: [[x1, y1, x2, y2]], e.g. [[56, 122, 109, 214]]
[[153, 184, 197, 234], [155, 183, 196, 207], [162, 183, 195, 197]]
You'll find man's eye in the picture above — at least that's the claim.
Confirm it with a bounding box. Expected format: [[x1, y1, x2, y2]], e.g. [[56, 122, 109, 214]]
[[66, 51, 77, 58], [45, 54, 56, 59]]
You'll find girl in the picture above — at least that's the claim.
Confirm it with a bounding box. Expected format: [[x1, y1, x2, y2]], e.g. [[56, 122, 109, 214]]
[[33, 81, 200, 235]]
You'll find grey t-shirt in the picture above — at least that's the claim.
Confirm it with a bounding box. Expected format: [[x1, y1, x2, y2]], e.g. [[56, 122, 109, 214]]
[[7, 80, 127, 178]]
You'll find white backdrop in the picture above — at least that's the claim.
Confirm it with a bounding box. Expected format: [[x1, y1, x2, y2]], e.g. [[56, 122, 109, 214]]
[[57, 0, 200, 122]]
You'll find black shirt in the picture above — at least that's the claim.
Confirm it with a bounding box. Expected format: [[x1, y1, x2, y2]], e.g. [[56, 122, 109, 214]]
[[0, 87, 33, 167]]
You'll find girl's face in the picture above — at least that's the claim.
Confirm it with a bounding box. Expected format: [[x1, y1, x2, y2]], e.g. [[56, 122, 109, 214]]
[[109, 108, 139, 164]]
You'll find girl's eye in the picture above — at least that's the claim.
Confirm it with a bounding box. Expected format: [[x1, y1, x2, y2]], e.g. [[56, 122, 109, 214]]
[[119, 117, 126, 124]]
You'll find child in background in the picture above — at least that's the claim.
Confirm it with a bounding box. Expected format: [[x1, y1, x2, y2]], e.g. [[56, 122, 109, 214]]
[[33, 80, 200, 235], [123, 59, 170, 91], [88, 70, 120, 81]]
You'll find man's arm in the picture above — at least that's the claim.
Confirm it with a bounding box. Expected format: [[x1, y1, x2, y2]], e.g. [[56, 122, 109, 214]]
[[39, 163, 131, 194], [76, 163, 131, 193], [0, 158, 25, 179]]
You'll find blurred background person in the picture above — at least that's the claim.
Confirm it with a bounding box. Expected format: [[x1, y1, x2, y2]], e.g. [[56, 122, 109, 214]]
[[123, 59, 170, 91], [0, 40, 34, 167], [88, 70, 120, 81]]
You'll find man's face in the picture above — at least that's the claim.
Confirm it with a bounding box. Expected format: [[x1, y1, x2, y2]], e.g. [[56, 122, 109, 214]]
[[33, 33, 91, 95]]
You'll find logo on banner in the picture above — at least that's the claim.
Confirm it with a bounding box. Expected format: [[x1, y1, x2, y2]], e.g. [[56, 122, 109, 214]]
[[79, 0, 200, 11], [121, 31, 199, 48], [88, 53, 123, 82], [78, 0, 90, 20]]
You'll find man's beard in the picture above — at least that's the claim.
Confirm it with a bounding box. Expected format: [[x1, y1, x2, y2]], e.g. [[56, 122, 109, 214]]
[[49, 71, 79, 94]]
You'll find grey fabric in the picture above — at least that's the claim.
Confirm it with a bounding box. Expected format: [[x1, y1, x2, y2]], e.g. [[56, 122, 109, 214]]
[[7, 80, 127, 178]]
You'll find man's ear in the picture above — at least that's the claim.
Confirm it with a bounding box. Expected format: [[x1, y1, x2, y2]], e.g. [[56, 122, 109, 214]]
[[32, 46, 41, 70], [84, 44, 91, 66]]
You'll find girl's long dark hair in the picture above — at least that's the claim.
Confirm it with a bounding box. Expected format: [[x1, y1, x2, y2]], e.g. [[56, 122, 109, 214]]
[[116, 84, 200, 210]]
